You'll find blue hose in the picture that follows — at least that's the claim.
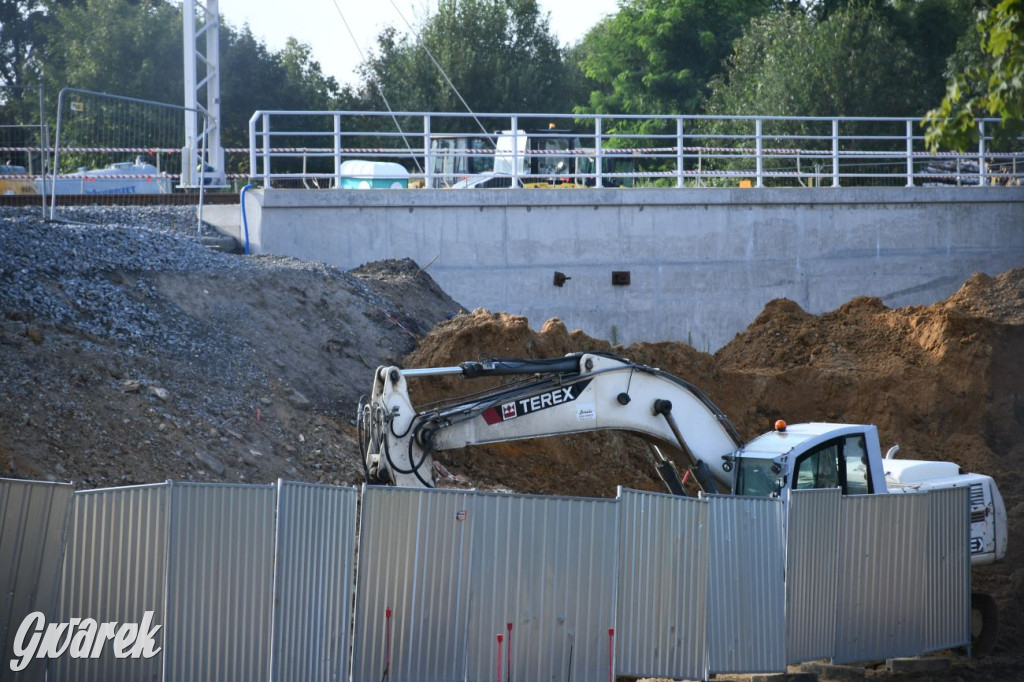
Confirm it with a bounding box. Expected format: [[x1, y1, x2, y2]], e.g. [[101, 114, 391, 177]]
[[240, 183, 252, 255]]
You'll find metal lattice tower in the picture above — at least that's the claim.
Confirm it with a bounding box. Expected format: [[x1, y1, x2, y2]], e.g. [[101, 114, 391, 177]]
[[182, 0, 226, 187]]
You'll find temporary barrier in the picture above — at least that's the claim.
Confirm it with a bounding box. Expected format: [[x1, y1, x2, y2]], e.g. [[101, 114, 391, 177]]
[[465, 492, 619, 682], [831, 490, 971, 663], [46, 89, 215, 226], [922, 487, 971, 653], [52, 484, 170, 682], [0, 478, 73, 682], [271, 481, 359, 682], [705, 495, 787, 675], [2, 478, 972, 681], [785, 488, 842, 664], [162, 482, 277, 682], [615, 488, 709, 680], [351, 486, 474, 682]]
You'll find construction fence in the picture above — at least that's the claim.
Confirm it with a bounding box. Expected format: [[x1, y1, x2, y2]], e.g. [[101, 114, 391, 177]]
[[0, 478, 970, 681]]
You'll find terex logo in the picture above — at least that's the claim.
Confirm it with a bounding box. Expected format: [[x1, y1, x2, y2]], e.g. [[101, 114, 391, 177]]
[[9, 611, 162, 672], [482, 380, 591, 424]]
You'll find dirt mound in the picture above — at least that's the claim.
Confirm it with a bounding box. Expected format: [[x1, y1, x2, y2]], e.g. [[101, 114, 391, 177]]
[[400, 272, 1024, 495], [0, 249, 462, 490]]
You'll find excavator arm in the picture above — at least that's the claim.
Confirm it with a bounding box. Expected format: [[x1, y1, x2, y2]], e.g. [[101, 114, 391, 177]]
[[357, 352, 743, 493]]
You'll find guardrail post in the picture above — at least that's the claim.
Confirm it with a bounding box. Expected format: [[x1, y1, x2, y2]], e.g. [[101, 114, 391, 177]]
[[905, 119, 914, 187], [423, 114, 433, 188], [978, 120, 987, 186], [832, 119, 840, 188], [262, 112, 271, 188], [510, 115, 520, 185], [334, 113, 342, 189], [248, 113, 257, 185], [595, 116, 603, 188], [677, 117, 685, 188], [755, 118, 764, 188]]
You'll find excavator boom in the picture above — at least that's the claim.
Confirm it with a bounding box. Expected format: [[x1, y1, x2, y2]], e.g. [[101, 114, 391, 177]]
[[358, 352, 742, 491]]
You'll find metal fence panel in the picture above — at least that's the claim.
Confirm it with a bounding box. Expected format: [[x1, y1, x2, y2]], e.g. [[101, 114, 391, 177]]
[[351, 487, 475, 682], [615, 488, 708, 680], [705, 495, 786, 675], [466, 492, 619, 682], [271, 481, 359, 682], [923, 487, 971, 653], [833, 493, 928, 663], [51, 483, 169, 682], [785, 488, 841, 664], [0, 478, 73, 682], [162, 482, 276, 682]]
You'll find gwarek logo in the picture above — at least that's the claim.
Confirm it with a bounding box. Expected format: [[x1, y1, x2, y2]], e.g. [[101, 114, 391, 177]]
[[9, 611, 162, 672]]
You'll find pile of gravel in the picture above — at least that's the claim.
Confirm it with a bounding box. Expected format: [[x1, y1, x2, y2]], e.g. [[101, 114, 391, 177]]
[[0, 205, 366, 353], [1, 206, 235, 346]]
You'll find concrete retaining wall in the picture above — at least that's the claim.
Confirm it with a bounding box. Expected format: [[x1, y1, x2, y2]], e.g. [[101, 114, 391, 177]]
[[235, 187, 1024, 350]]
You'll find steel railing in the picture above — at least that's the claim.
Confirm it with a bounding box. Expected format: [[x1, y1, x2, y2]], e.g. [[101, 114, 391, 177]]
[[247, 110, 1024, 189]]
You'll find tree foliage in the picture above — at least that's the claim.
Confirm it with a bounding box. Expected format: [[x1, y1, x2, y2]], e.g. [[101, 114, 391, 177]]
[[706, 4, 925, 118], [36, 0, 184, 105], [358, 0, 571, 115], [576, 0, 775, 118], [0, 0, 344, 149], [924, 0, 1024, 151], [0, 0, 45, 90]]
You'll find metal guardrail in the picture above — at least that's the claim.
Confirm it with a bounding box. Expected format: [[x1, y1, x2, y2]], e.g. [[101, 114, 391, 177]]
[[248, 110, 1024, 189]]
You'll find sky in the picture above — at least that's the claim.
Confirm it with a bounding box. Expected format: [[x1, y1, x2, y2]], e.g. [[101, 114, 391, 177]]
[[214, 0, 621, 88]]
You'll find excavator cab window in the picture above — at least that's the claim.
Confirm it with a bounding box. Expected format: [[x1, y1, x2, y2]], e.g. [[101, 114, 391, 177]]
[[736, 457, 784, 497], [842, 434, 872, 494], [793, 443, 840, 490], [791, 435, 872, 494]]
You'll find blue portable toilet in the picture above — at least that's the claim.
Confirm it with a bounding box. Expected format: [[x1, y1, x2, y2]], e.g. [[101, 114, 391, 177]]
[[338, 160, 409, 189]]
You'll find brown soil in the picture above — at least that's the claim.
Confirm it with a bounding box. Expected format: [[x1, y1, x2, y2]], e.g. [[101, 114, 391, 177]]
[[2, 223, 1022, 677]]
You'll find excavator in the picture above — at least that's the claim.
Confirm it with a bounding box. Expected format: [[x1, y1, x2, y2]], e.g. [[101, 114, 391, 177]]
[[357, 351, 1006, 650]]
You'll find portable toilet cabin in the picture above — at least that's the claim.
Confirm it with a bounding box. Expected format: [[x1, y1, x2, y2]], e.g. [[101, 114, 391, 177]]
[[338, 160, 409, 189]]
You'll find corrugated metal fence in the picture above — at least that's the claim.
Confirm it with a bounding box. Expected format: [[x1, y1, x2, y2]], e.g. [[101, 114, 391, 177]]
[[0, 478, 969, 681], [0, 478, 73, 682]]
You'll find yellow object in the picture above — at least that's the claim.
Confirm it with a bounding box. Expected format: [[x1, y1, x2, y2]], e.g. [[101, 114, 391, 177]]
[[0, 165, 36, 195], [739, 179, 753, 188]]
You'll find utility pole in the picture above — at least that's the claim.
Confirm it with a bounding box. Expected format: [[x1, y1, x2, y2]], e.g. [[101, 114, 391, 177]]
[[182, 0, 227, 187]]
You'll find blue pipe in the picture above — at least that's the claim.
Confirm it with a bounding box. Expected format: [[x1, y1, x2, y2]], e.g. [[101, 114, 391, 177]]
[[240, 183, 252, 255]]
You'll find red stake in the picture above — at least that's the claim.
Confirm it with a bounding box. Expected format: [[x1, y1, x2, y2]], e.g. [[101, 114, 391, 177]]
[[381, 607, 392, 682], [506, 622, 513, 682], [496, 634, 504, 682], [608, 628, 615, 682]]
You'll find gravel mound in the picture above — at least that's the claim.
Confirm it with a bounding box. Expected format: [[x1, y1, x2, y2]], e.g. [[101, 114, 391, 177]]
[[0, 205, 461, 488]]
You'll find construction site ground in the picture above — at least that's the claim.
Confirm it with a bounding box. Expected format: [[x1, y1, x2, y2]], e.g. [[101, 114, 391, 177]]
[[1, 206, 1021, 680]]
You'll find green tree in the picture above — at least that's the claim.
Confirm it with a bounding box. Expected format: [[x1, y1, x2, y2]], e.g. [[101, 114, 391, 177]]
[[576, 0, 775, 120], [703, 4, 931, 186], [37, 0, 185, 105], [924, 0, 1024, 151], [0, 0, 44, 91], [358, 0, 571, 115], [219, 28, 342, 149], [706, 5, 923, 118], [889, 0, 978, 106]]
